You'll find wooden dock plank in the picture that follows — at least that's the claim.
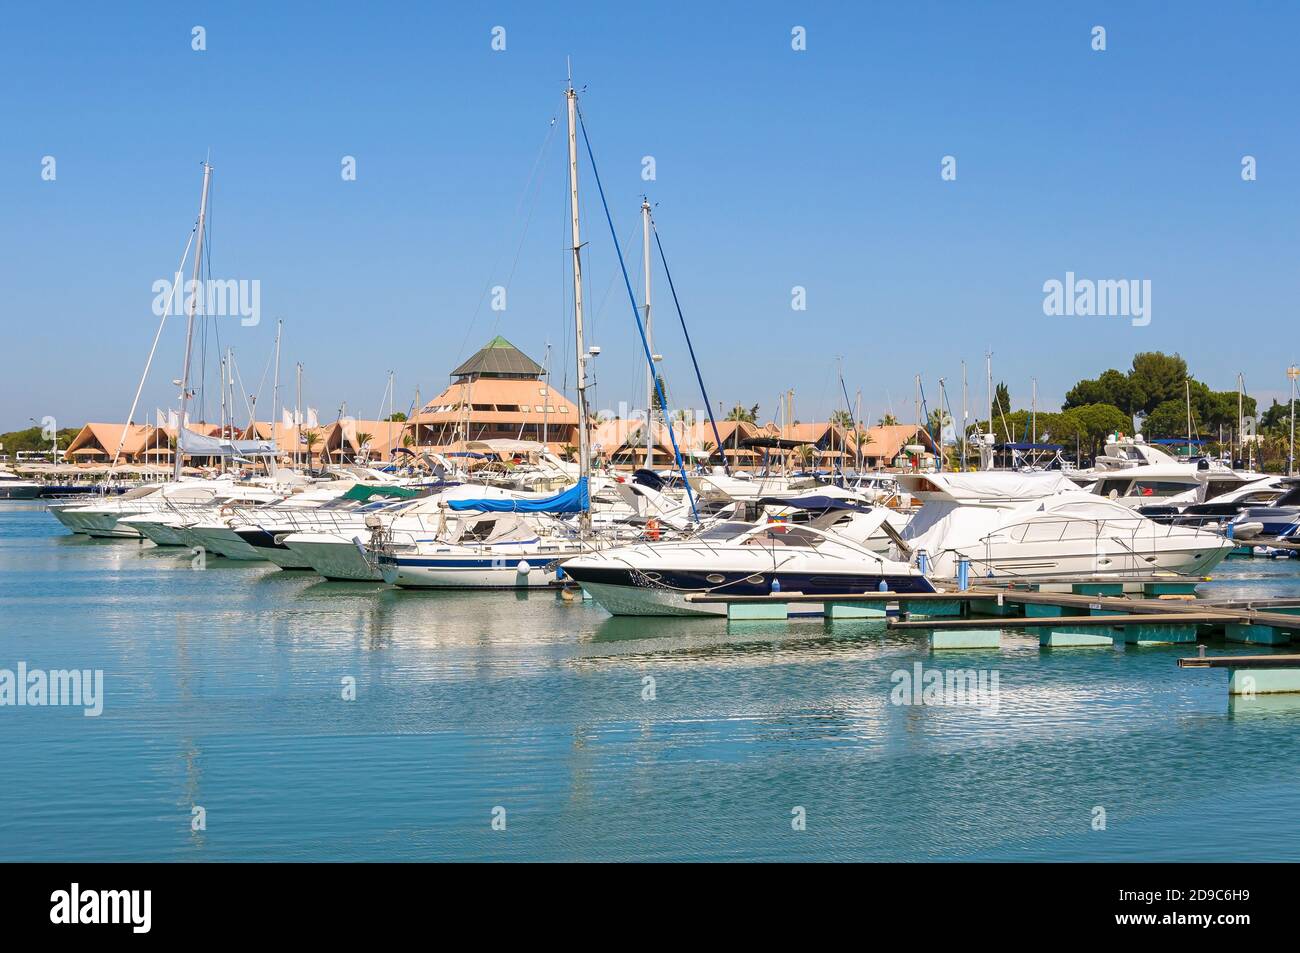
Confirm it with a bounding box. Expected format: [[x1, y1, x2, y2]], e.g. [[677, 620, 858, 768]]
[[889, 613, 1236, 631], [1178, 654, 1300, 669]]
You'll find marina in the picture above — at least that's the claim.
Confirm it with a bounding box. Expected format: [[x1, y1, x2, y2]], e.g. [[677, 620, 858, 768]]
[[6, 4, 1300, 903], [4, 501, 1300, 863]]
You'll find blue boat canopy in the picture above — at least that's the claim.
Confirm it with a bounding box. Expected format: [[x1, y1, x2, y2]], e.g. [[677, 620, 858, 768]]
[[446, 478, 590, 514], [756, 494, 867, 512]]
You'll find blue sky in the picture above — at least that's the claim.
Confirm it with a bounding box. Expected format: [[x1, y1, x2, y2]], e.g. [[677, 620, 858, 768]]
[[3, 2, 1299, 432]]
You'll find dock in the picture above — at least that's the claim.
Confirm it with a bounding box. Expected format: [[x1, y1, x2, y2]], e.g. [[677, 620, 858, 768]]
[[1179, 652, 1300, 695], [685, 575, 1300, 686]]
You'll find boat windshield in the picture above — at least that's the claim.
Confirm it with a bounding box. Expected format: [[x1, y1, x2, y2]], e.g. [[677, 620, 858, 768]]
[[740, 524, 825, 548], [694, 520, 755, 541]]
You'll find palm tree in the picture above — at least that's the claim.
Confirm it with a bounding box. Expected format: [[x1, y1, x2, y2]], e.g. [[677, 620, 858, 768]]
[[848, 429, 873, 468], [879, 413, 899, 426], [725, 403, 759, 423], [303, 429, 321, 465], [354, 432, 373, 462]]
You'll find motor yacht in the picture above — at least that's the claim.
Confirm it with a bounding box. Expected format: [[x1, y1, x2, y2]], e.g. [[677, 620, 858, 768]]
[[562, 519, 934, 616], [1229, 479, 1300, 545], [893, 473, 1235, 578], [375, 512, 584, 589]]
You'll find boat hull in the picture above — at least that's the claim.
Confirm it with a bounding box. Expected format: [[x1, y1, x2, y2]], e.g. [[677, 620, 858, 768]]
[[234, 528, 314, 569], [562, 565, 935, 617], [379, 552, 573, 589], [119, 517, 189, 547], [0, 484, 43, 500], [186, 525, 266, 561], [72, 509, 145, 538], [283, 534, 384, 581]]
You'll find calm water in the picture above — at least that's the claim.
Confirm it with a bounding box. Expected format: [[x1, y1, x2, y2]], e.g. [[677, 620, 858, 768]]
[[2, 502, 1299, 862]]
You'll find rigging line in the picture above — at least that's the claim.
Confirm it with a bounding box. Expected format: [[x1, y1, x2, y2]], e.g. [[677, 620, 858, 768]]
[[575, 102, 698, 522], [452, 99, 565, 367], [111, 227, 197, 468], [488, 113, 563, 341], [231, 352, 254, 427], [649, 217, 728, 474]]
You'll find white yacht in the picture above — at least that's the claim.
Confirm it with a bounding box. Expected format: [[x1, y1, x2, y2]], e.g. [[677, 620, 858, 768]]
[[51, 480, 242, 538], [276, 483, 552, 580], [376, 512, 584, 589], [1079, 435, 1260, 508], [0, 470, 44, 500], [562, 519, 934, 617], [893, 471, 1234, 578]]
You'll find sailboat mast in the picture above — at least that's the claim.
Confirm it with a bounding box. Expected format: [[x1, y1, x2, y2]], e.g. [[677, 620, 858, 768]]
[[937, 377, 947, 473], [1031, 377, 1037, 444], [295, 362, 303, 468], [641, 198, 654, 471], [960, 361, 968, 471], [270, 320, 281, 475], [174, 160, 212, 480], [1236, 372, 1243, 467], [986, 351, 993, 436], [855, 389, 862, 472], [566, 74, 591, 532]]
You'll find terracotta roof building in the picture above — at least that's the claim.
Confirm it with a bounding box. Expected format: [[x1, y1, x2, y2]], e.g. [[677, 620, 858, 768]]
[[410, 336, 579, 455]]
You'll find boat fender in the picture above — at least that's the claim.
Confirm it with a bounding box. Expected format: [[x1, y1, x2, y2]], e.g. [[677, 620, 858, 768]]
[[517, 560, 530, 574]]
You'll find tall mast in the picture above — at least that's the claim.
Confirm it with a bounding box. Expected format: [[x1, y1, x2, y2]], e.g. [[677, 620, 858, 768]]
[[855, 389, 863, 472], [174, 160, 212, 480], [960, 361, 968, 471], [271, 319, 282, 474], [541, 342, 551, 449], [1031, 377, 1037, 444], [1289, 365, 1299, 477], [566, 70, 591, 532], [1236, 372, 1243, 468], [641, 197, 654, 471], [295, 362, 303, 468], [937, 377, 947, 472], [985, 351, 993, 437]]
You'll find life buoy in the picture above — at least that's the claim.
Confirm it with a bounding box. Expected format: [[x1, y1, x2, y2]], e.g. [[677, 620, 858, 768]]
[[646, 518, 661, 541]]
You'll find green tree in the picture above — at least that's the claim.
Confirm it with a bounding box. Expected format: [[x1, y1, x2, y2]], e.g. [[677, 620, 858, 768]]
[[878, 413, 899, 426], [1128, 352, 1188, 415], [1064, 368, 1136, 415], [650, 375, 668, 416], [725, 403, 759, 423], [1142, 399, 1196, 440], [994, 381, 1011, 415], [387, 412, 407, 422], [1066, 403, 1133, 459]]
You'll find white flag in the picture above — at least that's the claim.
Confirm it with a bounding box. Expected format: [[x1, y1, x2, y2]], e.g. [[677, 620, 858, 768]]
[[306, 407, 319, 427], [167, 409, 179, 431], [282, 408, 294, 429], [156, 408, 166, 428]]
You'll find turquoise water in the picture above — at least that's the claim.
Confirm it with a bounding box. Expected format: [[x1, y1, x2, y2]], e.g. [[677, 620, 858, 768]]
[[2, 502, 1299, 862]]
